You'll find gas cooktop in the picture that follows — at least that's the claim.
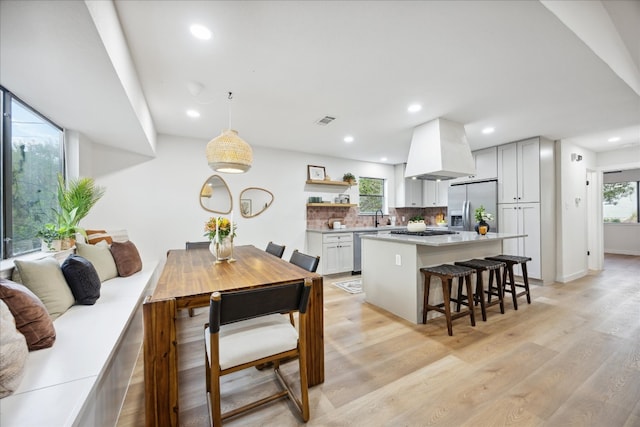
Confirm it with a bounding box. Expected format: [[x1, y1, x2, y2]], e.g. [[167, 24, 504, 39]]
[[390, 230, 459, 236]]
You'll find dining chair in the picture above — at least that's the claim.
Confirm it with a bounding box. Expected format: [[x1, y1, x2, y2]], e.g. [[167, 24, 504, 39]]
[[204, 278, 312, 426], [186, 241, 210, 250], [289, 249, 320, 273], [265, 241, 286, 258], [185, 241, 211, 316]]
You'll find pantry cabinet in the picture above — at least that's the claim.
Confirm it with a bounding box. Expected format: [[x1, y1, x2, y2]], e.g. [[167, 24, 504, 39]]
[[497, 138, 540, 204], [498, 203, 541, 279]]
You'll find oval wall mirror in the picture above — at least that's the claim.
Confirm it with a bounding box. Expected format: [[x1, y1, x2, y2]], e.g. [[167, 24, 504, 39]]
[[239, 187, 274, 218], [199, 175, 232, 214]]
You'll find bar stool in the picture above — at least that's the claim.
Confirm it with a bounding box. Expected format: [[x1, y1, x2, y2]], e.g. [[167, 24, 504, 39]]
[[454, 259, 506, 321], [420, 264, 476, 336], [485, 255, 532, 310]]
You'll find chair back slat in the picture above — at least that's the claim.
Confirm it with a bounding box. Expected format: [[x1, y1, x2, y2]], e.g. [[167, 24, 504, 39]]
[[209, 280, 311, 333], [265, 241, 286, 258], [186, 241, 210, 250], [289, 250, 320, 273]]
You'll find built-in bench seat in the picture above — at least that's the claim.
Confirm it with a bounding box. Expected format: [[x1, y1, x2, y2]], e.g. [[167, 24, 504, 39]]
[[0, 259, 160, 426]]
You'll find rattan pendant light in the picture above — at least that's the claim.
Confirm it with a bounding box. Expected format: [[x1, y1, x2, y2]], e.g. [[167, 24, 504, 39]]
[[206, 92, 253, 173]]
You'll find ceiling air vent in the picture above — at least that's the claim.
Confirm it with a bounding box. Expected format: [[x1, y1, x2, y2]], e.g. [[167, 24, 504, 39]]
[[315, 116, 336, 126]]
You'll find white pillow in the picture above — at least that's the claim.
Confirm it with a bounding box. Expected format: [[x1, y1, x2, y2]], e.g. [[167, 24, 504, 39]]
[[76, 241, 118, 282], [13, 257, 75, 319]]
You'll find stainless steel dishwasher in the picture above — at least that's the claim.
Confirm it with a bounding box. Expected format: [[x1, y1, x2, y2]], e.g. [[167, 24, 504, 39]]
[[352, 231, 378, 274]]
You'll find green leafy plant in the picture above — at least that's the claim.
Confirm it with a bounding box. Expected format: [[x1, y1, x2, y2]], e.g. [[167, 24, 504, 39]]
[[409, 215, 424, 222], [36, 223, 62, 250], [343, 172, 356, 183], [474, 205, 494, 222], [53, 175, 106, 239]]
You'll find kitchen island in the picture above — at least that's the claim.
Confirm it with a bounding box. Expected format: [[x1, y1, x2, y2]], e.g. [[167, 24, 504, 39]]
[[361, 231, 524, 324]]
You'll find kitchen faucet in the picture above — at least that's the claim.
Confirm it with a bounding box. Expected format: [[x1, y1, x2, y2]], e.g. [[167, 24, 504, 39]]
[[374, 209, 383, 228]]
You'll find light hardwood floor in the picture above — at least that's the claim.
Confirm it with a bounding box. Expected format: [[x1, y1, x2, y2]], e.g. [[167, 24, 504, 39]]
[[117, 254, 640, 426]]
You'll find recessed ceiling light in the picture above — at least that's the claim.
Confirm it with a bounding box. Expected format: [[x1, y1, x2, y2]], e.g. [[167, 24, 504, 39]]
[[380, 157, 388, 162], [186, 109, 200, 118], [190, 24, 212, 40], [344, 135, 354, 143], [608, 136, 620, 142], [482, 127, 495, 134], [407, 104, 422, 113]]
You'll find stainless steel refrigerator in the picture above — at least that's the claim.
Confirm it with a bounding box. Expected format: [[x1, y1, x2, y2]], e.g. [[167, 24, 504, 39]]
[[448, 180, 498, 232]]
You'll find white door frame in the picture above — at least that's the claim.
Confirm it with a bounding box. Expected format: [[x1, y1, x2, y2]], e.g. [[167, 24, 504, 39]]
[[586, 169, 603, 271]]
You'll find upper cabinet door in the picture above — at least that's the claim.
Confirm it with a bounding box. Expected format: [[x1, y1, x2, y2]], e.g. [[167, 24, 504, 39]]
[[517, 138, 540, 203], [497, 143, 519, 203], [497, 139, 540, 204], [473, 147, 497, 181]]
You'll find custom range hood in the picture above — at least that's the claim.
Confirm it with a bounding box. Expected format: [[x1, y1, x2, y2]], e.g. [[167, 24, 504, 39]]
[[404, 118, 476, 180]]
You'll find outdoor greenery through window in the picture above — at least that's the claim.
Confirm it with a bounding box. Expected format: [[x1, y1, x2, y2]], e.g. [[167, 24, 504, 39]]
[[1, 86, 64, 259], [603, 181, 638, 223], [358, 177, 385, 214]]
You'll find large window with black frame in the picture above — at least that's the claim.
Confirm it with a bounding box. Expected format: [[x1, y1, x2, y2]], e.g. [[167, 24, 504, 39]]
[[1, 86, 64, 259]]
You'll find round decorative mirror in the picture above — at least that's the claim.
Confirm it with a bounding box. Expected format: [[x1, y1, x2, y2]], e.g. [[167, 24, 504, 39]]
[[239, 187, 274, 218], [199, 175, 232, 214]]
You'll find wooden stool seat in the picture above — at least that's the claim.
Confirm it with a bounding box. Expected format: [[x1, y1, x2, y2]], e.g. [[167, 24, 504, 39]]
[[454, 259, 506, 321], [420, 264, 476, 336], [485, 255, 532, 310]]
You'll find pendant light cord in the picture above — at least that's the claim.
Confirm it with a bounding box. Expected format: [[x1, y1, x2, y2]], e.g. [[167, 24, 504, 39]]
[[227, 91, 233, 130]]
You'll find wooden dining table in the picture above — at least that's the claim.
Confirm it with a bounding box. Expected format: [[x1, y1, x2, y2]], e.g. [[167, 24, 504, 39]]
[[142, 245, 324, 427]]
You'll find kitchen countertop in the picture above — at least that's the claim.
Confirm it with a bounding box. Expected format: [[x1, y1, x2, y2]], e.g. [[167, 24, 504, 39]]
[[361, 230, 525, 246], [306, 226, 448, 234]]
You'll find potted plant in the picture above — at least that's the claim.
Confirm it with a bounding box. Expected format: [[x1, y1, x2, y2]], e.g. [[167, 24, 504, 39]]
[[36, 223, 62, 252], [474, 205, 494, 234], [54, 175, 106, 249], [342, 173, 357, 185]]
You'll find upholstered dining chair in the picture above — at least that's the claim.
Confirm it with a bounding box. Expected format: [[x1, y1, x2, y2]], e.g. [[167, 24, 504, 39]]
[[204, 278, 312, 426], [265, 241, 286, 258], [289, 249, 320, 273], [185, 241, 211, 316]]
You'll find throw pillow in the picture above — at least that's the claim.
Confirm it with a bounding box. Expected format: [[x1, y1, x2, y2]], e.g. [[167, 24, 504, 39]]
[[0, 300, 28, 398], [76, 241, 118, 282], [85, 229, 113, 245], [61, 254, 101, 305], [0, 278, 56, 351], [13, 257, 75, 320], [110, 240, 143, 277]]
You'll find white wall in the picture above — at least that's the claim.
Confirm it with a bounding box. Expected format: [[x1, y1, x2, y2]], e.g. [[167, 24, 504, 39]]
[[556, 142, 596, 282], [81, 134, 395, 262]]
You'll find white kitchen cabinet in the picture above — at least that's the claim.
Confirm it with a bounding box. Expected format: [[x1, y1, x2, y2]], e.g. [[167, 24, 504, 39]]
[[394, 164, 423, 207], [422, 180, 449, 207], [322, 233, 353, 274], [497, 138, 540, 204], [498, 203, 541, 280], [451, 147, 497, 184], [306, 231, 353, 275]]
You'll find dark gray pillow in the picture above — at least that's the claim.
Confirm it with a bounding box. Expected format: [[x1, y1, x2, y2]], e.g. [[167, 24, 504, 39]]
[[61, 255, 101, 305]]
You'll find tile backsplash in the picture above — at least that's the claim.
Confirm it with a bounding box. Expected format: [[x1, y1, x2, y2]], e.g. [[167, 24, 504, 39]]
[[306, 206, 447, 229]]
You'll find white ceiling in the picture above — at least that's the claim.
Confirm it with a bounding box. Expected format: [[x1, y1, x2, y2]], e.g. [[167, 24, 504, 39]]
[[1, 0, 639, 164]]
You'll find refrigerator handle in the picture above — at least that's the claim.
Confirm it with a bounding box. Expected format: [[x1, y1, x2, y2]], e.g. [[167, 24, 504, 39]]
[[462, 200, 468, 230]]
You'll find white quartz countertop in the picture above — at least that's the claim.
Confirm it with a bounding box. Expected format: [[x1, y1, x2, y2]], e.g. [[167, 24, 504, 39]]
[[306, 226, 407, 234], [361, 231, 526, 247]]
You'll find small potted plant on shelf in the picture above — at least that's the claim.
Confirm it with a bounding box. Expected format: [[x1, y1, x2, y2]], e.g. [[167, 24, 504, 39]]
[[342, 173, 357, 185]]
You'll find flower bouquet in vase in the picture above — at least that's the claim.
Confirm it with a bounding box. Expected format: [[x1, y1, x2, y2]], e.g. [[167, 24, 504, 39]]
[[205, 216, 237, 263]]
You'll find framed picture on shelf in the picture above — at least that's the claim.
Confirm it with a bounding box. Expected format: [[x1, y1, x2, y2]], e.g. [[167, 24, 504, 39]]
[[307, 165, 326, 181], [240, 199, 252, 216]]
